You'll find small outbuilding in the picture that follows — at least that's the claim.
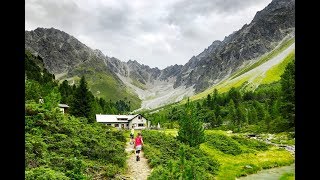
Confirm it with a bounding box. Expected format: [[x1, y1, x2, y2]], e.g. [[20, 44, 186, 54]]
[[58, 104, 69, 114]]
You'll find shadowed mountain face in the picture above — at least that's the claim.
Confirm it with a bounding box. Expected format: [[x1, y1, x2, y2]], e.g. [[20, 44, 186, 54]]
[[25, 0, 294, 110], [173, 0, 295, 92]]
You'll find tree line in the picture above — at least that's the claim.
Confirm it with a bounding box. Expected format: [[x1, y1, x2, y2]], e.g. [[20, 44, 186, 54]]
[[25, 50, 131, 123], [146, 59, 295, 134]]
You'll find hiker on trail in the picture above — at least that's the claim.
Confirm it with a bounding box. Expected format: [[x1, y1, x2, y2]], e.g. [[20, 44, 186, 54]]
[[134, 132, 144, 161], [130, 126, 134, 145]]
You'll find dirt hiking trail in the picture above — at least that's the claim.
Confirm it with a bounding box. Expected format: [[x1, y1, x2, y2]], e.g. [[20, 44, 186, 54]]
[[117, 141, 152, 180]]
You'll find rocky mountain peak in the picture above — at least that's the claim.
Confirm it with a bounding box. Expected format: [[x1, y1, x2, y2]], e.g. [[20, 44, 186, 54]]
[[25, 27, 95, 74], [173, 0, 295, 93], [93, 49, 106, 60], [25, 0, 295, 110]]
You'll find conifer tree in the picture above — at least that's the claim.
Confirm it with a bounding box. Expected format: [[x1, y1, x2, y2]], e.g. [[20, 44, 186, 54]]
[[177, 102, 205, 147], [59, 80, 73, 104], [248, 106, 258, 124], [280, 60, 295, 128], [227, 99, 237, 125], [217, 115, 223, 126], [207, 111, 217, 128], [70, 76, 94, 122], [228, 87, 242, 105]]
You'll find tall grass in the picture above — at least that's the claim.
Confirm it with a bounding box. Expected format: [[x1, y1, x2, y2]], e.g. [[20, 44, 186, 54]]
[[200, 130, 294, 179]]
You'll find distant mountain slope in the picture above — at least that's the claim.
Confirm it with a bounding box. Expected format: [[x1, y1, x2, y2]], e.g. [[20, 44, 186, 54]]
[[25, 28, 141, 110], [25, 0, 295, 111], [186, 36, 295, 103], [173, 0, 295, 93], [120, 0, 295, 110], [106, 57, 190, 110]]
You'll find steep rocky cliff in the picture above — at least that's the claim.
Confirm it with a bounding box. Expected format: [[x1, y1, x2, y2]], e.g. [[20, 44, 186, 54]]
[[173, 0, 295, 92], [25, 0, 295, 110]]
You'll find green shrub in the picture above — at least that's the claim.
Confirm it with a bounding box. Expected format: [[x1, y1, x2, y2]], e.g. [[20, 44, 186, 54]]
[[239, 164, 261, 176], [143, 130, 220, 179], [206, 133, 242, 155], [25, 167, 69, 180], [232, 136, 270, 151], [25, 102, 127, 179], [103, 164, 122, 178]]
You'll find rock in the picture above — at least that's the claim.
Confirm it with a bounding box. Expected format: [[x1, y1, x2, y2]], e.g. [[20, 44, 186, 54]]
[[173, 0, 295, 93], [25, 27, 109, 75], [244, 165, 253, 169]]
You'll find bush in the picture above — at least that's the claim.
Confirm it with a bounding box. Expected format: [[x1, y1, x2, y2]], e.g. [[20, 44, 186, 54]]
[[25, 167, 69, 180], [232, 136, 270, 151], [25, 102, 127, 179], [239, 164, 261, 176], [206, 133, 242, 155], [142, 130, 220, 179], [103, 164, 122, 178]]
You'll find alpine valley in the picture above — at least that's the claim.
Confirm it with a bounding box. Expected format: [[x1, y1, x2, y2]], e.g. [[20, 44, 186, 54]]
[[25, 0, 294, 112], [25, 0, 296, 179]]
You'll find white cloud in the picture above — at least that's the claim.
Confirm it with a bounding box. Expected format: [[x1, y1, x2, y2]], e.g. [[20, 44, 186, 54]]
[[25, 0, 272, 69]]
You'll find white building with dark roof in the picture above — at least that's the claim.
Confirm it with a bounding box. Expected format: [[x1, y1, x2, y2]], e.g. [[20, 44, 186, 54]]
[[58, 104, 69, 114], [96, 114, 150, 129]]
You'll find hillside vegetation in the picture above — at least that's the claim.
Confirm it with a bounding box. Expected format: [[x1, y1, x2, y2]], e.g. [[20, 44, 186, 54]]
[[59, 65, 142, 110], [145, 56, 295, 134], [142, 130, 220, 179], [187, 37, 295, 102], [25, 51, 134, 179], [142, 48, 295, 179], [201, 131, 294, 179], [25, 103, 127, 179]]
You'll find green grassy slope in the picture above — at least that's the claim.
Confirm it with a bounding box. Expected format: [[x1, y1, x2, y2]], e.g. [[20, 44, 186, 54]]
[[230, 37, 295, 80], [182, 37, 295, 104], [148, 129, 294, 179], [261, 51, 295, 84], [57, 58, 142, 110], [201, 130, 294, 179]]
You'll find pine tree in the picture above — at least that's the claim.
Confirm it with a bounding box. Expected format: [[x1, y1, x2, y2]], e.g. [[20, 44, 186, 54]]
[[235, 104, 247, 128], [227, 99, 237, 125], [70, 76, 94, 122], [264, 109, 271, 132], [207, 111, 217, 128], [280, 60, 295, 128], [217, 115, 223, 126], [248, 106, 258, 124], [254, 100, 265, 123], [213, 89, 219, 103], [270, 99, 281, 119], [228, 87, 242, 105], [206, 94, 212, 109], [59, 80, 73, 104], [177, 102, 205, 147]]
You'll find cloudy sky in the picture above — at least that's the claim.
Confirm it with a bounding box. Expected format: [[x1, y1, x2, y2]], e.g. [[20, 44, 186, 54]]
[[26, 0, 272, 69]]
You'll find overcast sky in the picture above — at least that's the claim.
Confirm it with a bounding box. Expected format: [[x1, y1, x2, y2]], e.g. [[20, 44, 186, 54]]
[[26, 0, 272, 69]]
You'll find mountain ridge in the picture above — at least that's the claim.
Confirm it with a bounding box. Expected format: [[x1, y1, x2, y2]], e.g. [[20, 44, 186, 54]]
[[25, 0, 294, 111]]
